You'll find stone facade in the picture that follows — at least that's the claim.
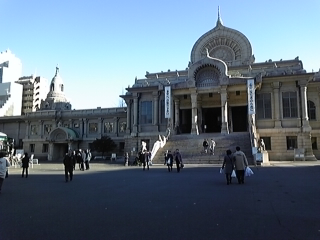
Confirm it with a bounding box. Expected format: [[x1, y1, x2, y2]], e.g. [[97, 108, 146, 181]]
[[0, 13, 319, 161]]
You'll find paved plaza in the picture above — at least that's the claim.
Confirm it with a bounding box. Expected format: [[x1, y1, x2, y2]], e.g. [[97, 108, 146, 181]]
[[0, 161, 320, 240]]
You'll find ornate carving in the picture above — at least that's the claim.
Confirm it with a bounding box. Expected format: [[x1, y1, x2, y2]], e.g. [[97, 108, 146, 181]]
[[196, 68, 220, 87]]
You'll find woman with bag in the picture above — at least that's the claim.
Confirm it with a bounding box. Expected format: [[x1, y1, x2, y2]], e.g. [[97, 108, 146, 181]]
[[221, 149, 234, 185]]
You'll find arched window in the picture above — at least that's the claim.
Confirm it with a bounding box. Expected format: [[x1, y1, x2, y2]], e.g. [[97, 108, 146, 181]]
[[61, 84, 64, 92], [50, 83, 54, 91], [307, 100, 316, 120]]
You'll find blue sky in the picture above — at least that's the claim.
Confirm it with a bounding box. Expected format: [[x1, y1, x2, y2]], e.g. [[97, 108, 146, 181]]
[[1, 0, 320, 110]]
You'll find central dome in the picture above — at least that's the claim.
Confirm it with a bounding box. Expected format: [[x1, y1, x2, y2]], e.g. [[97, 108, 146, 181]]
[[190, 9, 254, 66]]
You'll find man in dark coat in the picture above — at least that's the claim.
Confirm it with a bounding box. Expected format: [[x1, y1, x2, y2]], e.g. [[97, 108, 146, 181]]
[[174, 149, 183, 173], [166, 150, 173, 172], [21, 153, 30, 178], [63, 151, 74, 182]]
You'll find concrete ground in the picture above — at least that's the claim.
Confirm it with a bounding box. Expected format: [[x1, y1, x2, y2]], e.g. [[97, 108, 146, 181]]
[[0, 161, 320, 240]]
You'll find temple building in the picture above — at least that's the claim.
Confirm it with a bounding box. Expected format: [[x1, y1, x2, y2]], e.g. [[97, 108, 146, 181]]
[[0, 12, 319, 162]]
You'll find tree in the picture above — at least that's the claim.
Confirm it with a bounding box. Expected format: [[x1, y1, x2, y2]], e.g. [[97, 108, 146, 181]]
[[91, 136, 117, 157]]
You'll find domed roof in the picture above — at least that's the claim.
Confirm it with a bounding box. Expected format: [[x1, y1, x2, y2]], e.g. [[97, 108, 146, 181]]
[[190, 8, 254, 66], [46, 66, 67, 101]]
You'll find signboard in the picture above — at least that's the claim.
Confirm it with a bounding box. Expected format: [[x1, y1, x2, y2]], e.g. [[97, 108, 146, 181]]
[[247, 79, 255, 115], [165, 86, 171, 118]]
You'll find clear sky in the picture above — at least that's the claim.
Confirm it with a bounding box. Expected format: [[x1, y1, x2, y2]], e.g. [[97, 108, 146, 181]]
[[1, 0, 320, 110]]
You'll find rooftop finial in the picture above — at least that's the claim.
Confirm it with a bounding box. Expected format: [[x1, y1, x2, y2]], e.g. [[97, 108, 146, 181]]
[[216, 6, 223, 27]]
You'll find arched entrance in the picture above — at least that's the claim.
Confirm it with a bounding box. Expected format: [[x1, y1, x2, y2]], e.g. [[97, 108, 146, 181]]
[[47, 127, 79, 161]]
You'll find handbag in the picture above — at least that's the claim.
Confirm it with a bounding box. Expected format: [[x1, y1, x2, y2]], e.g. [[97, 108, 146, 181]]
[[245, 167, 254, 177], [231, 170, 236, 178]]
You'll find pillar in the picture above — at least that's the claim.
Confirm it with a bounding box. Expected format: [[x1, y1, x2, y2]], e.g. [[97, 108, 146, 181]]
[[125, 99, 132, 133], [197, 97, 203, 134], [153, 92, 159, 127], [191, 92, 199, 135], [133, 96, 138, 133], [48, 142, 54, 161], [220, 87, 229, 135], [174, 99, 180, 133], [272, 82, 282, 128]]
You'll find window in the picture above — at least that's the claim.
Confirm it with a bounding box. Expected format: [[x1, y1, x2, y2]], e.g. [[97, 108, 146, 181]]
[[64, 123, 69, 128], [307, 100, 316, 120], [104, 122, 113, 133], [282, 92, 298, 118], [42, 144, 49, 153], [31, 125, 38, 135], [44, 124, 52, 134], [286, 136, 297, 150], [256, 93, 272, 119], [73, 123, 79, 128], [119, 122, 126, 132], [30, 144, 35, 153], [89, 123, 98, 133], [260, 137, 271, 150], [311, 137, 317, 150], [140, 101, 152, 124]]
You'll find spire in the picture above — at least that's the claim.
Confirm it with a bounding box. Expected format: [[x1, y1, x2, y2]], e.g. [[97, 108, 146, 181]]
[[216, 6, 223, 27]]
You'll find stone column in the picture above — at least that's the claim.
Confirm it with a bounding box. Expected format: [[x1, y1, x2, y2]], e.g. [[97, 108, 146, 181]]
[[25, 121, 30, 139], [197, 97, 203, 134], [83, 118, 87, 138], [48, 142, 54, 161], [174, 98, 180, 133], [272, 82, 282, 128], [133, 96, 139, 133], [153, 92, 159, 127], [79, 119, 83, 138], [114, 117, 119, 137], [220, 87, 229, 135], [39, 120, 44, 138], [125, 99, 132, 133], [98, 118, 103, 138], [191, 92, 199, 135]]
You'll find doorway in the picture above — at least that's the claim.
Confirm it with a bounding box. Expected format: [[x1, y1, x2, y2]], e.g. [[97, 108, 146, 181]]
[[179, 109, 192, 134], [231, 106, 247, 132], [202, 108, 221, 133]]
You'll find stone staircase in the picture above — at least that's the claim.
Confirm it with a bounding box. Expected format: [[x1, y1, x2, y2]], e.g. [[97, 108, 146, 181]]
[[152, 132, 253, 165]]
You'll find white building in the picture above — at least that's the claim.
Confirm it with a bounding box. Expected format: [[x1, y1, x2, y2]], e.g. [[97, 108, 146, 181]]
[[0, 49, 23, 116]]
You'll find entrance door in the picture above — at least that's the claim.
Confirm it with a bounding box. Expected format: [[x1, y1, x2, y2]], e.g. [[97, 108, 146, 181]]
[[179, 109, 192, 134], [231, 106, 247, 132], [53, 143, 69, 161], [202, 108, 221, 133]]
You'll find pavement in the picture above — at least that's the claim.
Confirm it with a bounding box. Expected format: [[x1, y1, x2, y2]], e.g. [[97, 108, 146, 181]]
[[0, 161, 320, 240]]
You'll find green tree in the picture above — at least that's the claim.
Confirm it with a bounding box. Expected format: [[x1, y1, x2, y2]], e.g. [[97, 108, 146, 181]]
[[92, 136, 117, 157]]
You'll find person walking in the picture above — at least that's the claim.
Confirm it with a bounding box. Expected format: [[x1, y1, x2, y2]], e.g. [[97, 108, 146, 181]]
[[221, 149, 234, 185], [202, 139, 209, 154], [21, 153, 30, 178], [72, 151, 76, 170], [77, 150, 84, 171], [0, 152, 11, 194], [124, 152, 129, 166], [210, 139, 216, 155], [166, 150, 173, 172], [174, 149, 183, 173], [63, 151, 74, 182], [232, 146, 248, 184], [85, 149, 91, 170]]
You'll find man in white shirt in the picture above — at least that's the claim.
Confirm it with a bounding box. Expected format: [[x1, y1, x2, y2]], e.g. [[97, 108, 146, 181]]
[[0, 152, 11, 194]]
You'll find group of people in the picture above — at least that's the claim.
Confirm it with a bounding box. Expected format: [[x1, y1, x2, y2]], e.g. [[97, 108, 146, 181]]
[[202, 139, 216, 155], [164, 149, 183, 172], [63, 149, 92, 182], [221, 146, 249, 185]]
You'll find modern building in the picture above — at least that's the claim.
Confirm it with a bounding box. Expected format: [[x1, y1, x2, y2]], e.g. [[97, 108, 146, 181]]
[[0, 13, 319, 162], [0, 49, 23, 116], [16, 75, 48, 115]]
